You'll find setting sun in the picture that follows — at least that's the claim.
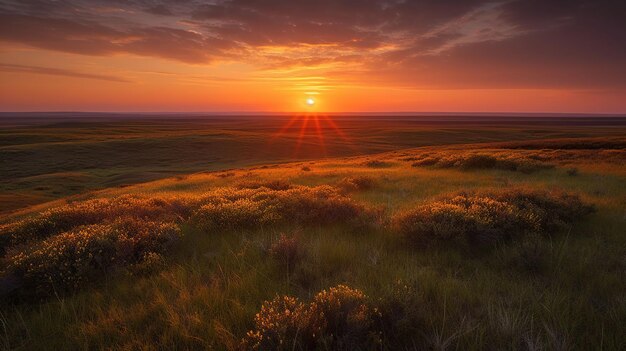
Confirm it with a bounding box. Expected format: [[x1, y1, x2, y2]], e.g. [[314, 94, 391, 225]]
[[306, 98, 315, 106]]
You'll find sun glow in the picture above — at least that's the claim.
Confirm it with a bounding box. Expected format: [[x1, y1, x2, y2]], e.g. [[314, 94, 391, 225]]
[[306, 98, 315, 106], [269, 113, 357, 158]]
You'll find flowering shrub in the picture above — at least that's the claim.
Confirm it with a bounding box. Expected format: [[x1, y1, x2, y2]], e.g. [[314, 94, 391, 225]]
[[363, 160, 392, 168], [0, 195, 195, 252], [392, 189, 593, 246], [411, 153, 553, 173], [244, 295, 316, 350], [309, 285, 381, 348], [2, 218, 181, 297], [193, 186, 370, 231], [236, 180, 293, 191], [337, 176, 376, 192], [243, 285, 380, 350], [0, 185, 371, 299]]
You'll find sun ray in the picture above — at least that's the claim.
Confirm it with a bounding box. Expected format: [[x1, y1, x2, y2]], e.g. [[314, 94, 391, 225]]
[[312, 114, 327, 156], [294, 115, 310, 157], [319, 114, 358, 152], [269, 113, 301, 142]]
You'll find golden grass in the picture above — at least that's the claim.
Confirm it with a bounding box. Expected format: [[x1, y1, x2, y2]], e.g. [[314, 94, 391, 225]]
[[0, 137, 624, 350]]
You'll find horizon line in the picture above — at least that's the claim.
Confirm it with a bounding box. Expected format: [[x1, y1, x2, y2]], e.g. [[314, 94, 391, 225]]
[[1, 111, 626, 117]]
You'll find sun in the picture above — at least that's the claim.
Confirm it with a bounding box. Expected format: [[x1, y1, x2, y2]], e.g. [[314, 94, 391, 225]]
[[306, 98, 315, 106]]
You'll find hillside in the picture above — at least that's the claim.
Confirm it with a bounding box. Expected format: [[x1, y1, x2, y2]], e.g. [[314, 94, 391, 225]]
[[1, 138, 625, 350]]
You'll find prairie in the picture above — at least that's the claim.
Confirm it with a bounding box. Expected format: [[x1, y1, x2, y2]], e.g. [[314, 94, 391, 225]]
[[0, 115, 625, 350], [2, 113, 624, 213]]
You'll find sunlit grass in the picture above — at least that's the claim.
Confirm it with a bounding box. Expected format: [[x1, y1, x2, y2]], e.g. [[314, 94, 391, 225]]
[[0, 138, 624, 350]]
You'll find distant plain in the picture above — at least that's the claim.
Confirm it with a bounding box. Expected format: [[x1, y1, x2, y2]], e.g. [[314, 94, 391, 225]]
[[2, 113, 624, 213]]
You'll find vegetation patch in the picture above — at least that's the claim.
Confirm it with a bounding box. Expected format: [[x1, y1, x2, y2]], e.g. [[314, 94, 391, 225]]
[[337, 175, 376, 192], [0, 195, 194, 253], [193, 185, 371, 231], [392, 188, 594, 247], [363, 160, 392, 168], [1, 218, 181, 298], [236, 180, 293, 191], [269, 233, 305, 273], [243, 285, 381, 350], [411, 153, 553, 173]]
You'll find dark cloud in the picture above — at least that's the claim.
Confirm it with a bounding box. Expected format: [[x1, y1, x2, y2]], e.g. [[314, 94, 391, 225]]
[[0, 63, 130, 82], [0, 13, 233, 63], [0, 0, 624, 89], [145, 4, 174, 16]]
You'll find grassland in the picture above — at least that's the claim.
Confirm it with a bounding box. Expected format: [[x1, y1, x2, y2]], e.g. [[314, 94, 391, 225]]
[[2, 113, 624, 213], [1, 123, 625, 350]]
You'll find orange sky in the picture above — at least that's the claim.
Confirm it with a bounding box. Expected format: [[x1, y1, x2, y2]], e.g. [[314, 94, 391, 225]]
[[0, 0, 624, 113]]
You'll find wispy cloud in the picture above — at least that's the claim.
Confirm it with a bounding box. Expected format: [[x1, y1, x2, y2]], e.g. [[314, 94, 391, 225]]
[[0, 63, 130, 82]]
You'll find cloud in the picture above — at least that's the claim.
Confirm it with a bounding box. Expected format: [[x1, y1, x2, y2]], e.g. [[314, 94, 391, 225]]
[[0, 0, 624, 89], [0, 63, 130, 82], [0, 13, 235, 63]]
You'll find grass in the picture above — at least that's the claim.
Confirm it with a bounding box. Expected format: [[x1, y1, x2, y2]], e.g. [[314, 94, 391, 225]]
[[0, 124, 624, 350], [2, 114, 625, 213]]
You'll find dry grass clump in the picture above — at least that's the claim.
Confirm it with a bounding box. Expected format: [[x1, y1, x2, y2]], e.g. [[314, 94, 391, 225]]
[[236, 180, 292, 191], [337, 175, 376, 192], [215, 172, 236, 178], [411, 153, 553, 173], [269, 233, 305, 272], [392, 189, 593, 247], [0, 195, 194, 253], [363, 160, 392, 168], [193, 186, 370, 231], [243, 285, 380, 350], [1, 218, 181, 298]]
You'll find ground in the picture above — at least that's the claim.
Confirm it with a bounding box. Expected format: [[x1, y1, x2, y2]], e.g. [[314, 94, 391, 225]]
[[0, 115, 625, 350]]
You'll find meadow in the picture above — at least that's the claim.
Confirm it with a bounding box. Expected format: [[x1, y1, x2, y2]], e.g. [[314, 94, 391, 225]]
[[2, 113, 624, 213], [0, 115, 625, 350]]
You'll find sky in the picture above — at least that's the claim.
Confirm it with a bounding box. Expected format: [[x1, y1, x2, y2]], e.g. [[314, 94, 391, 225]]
[[0, 0, 625, 113]]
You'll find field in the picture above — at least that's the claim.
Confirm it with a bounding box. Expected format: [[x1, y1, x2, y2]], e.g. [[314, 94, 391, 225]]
[[1, 115, 625, 350], [2, 113, 624, 214]]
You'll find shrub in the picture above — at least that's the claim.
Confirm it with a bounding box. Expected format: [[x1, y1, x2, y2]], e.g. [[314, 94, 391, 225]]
[[392, 189, 593, 247], [337, 176, 376, 192], [377, 280, 424, 345], [363, 160, 391, 168], [309, 285, 381, 348], [195, 199, 281, 230], [566, 168, 579, 176], [216, 172, 236, 178], [0, 195, 194, 252], [1, 218, 181, 298], [409, 152, 553, 173], [236, 180, 293, 191], [244, 295, 315, 350], [411, 157, 440, 167], [458, 154, 498, 170], [193, 186, 370, 231], [269, 233, 305, 272], [243, 285, 380, 350]]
